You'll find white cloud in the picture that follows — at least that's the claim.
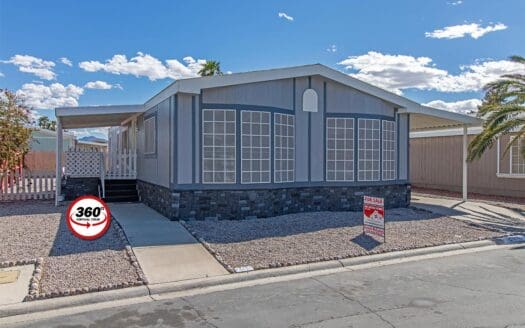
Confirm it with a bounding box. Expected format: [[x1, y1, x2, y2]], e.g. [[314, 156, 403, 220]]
[[16, 82, 84, 109], [78, 52, 205, 81], [424, 98, 482, 114], [338, 51, 524, 94], [0, 71, 4, 77], [2, 55, 56, 80], [447, 0, 462, 5], [278, 12, 294, 21], [425, 23, 507, 39], [326, 44, 337, 53], [84, 80, 115, 90], [59, 57, 73, 66]]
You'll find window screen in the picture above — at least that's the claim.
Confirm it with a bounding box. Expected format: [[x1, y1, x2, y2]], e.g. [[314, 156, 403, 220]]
[[274, 113, 294, 183], [144, 116, 156, 154], [511, 137, 525, 175], [358, 118, 380, 181], [241, 111, 271, 183], [382, 120, 396, 181], [326, 118, 354, 181], [202, 109, 236, 183]]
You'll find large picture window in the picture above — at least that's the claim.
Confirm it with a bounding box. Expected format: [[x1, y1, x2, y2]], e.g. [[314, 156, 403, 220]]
[[326, 117, 354, 181], [358, 118, 380, 181], [382, 120, 396, 181], [241, 111, 271, 183], [144, 116, 156, 155], [274, 113, 294, 183], [202, 109, 236, 183], [511, 137, 525, 175]]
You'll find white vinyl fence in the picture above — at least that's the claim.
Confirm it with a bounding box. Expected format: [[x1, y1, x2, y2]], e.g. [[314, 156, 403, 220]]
[[0, 171, 56, 201]]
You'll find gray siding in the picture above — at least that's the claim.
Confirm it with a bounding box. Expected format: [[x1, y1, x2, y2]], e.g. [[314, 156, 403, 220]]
[[398, 113, 409, 180], [177, 94, 194, 184], [137, 98, 171, 188], [326, 80, 395, 116], [202, 79, 294, 110], [144, 75, 406, 189]]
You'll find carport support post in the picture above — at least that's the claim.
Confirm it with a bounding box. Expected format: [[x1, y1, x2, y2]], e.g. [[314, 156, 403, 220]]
[[462, 125, 468, 201], [55, 119, 63, 206]]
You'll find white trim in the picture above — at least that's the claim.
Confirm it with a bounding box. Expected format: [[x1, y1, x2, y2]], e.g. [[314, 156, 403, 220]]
[[462, 125, 468, 201], [144, 116, 156, 155], [56, 105, 144, 117], [410, 127, 483, 138], [201, 109, 237, 184], [240, 110, 271, 184], [497, 173, 525, 179], [325, 117, 355, 182]]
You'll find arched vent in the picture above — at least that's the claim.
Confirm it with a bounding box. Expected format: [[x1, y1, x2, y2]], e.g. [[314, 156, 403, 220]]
[[302, 89, 318, 112]]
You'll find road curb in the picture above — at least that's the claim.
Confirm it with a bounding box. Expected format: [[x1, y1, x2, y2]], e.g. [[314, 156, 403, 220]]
[[0, 239, 499, 319], [0, 286, 149, 318]]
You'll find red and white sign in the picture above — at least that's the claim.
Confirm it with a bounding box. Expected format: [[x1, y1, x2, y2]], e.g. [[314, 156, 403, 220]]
[[66, 196, 111, 240], [363, 195, 385, 240]]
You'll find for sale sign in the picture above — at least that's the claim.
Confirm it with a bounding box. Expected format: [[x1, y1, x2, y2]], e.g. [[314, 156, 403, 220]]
[[363, 195, 385, 241]]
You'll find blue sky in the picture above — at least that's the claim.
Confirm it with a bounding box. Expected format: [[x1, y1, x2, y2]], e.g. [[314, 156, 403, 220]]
[[1, 0, 524, 138]]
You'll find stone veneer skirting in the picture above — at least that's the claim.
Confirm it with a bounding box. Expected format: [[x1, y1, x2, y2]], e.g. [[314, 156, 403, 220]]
[[63, 177, 100, 201], [137, 180, 411, 221]]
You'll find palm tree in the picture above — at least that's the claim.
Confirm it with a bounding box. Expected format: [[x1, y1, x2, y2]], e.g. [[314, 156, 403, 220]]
[[198, 60, 223, 77], [468, 55, 525, 161]]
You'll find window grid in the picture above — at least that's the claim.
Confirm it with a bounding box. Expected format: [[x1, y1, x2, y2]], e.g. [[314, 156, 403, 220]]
[[358, 118, 380, 181], [274, 113, 295, 183], [241, 111, 271, 183], [326, 118, 354, 181], [202, 109, 236, 184], [382, 120, 396, 181], [510, 137, 525, 175], [144, 116, 156, 154]]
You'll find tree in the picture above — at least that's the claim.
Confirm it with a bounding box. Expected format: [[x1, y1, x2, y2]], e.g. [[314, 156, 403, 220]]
[[198, 60, 223, 76], [38, 115, 57, 131], [0, 89, 32, 171], [468, 56, 525, 161]]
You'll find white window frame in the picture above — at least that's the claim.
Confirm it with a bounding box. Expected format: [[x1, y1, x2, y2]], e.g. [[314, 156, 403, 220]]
[[144, 116, 156, 155], [496, 136, 525, 179], [241, 110, 271, 184], [201, 109, 236, 184], [325, 117, 354, 182], [357, 118, 381, 182], [274, 113, 295, 183], [381, 120, 397, 181]]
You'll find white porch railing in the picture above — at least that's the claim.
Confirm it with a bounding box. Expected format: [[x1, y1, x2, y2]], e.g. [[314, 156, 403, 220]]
[[106, 149, 137, 179], [0, 170, 56, 201]]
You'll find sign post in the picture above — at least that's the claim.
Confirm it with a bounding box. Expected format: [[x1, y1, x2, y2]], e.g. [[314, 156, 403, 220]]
[[363, 195, 385, 242]]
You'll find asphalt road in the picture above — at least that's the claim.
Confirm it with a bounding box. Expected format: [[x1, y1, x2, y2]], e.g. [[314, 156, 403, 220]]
[[10, 246, 525, 328]]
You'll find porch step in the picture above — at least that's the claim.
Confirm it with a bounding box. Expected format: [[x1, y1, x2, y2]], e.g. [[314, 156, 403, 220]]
[[104, 179, 138, 203]]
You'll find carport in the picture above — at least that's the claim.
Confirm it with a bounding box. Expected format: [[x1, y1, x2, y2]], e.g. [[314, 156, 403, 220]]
[[54, 105, 144, 205]]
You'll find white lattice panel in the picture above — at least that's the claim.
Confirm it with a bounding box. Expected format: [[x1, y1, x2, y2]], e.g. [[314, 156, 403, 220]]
[[65, 151, 103, 177]]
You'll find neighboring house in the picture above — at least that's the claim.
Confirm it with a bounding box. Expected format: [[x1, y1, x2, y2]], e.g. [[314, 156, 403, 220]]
[[411, 128, 525, 198], [30, 128, 75, 152], [24, 128, 75, 173], [54, 64, 481, 218], [76, 136, 108, 152]]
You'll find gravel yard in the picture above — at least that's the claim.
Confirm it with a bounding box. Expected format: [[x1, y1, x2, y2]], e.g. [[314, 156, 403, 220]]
[[185, 208, 505, 271], [0, 201, 143, 299]]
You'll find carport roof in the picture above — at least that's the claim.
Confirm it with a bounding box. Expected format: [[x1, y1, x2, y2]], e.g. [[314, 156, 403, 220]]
[[55, 104, 143, 129]]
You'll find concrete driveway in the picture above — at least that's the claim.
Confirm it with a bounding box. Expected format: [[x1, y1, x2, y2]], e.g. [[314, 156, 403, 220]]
[[411, 194, 525, 233], [110, 203, 228, 285]]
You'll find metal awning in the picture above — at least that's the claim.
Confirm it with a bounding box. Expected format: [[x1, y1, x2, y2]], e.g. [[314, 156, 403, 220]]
[[400, 105, 483, 131], [55, 105, 144, 129]]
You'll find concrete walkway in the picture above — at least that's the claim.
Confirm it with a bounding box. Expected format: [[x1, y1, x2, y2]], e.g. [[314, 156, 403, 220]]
[[110, 203, 228, 285], [411, 194, 525, 233]]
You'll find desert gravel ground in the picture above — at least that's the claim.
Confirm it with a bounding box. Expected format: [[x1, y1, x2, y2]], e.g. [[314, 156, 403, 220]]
[[186, 208, 506, 270], [0, 201, 140, 296]]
